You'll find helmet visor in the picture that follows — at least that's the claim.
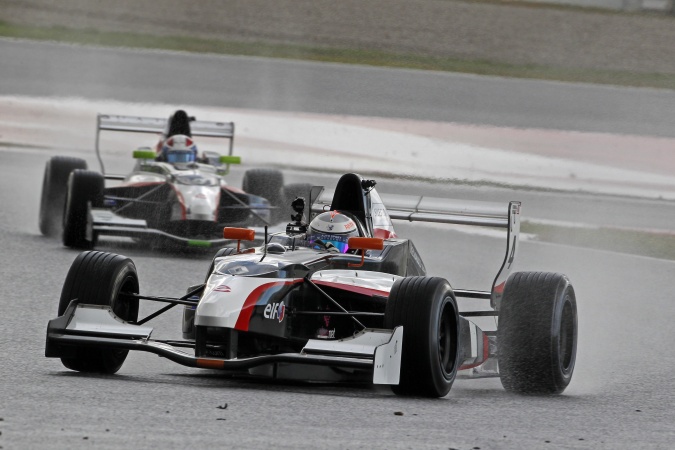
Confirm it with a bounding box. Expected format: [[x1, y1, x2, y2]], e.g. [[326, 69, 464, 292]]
[[309, 232, 350, 253], [167, 150, 195, 163]]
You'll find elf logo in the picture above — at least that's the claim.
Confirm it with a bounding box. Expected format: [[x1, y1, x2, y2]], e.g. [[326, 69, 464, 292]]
[[264, 301, 286, 322]]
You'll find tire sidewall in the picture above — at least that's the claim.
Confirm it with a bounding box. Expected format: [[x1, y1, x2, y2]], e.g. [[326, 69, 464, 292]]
[[550, 280, 577, 389], [63, 170, 104, 249], [427, 290, 460, 390]]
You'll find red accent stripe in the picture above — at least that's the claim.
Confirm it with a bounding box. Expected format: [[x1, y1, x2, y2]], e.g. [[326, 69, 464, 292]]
[[168, 184, 187, 220], [233, 280, 302, 331], [313, 280, 390, 297], [374, 228, 396, 239], [459, 330, 491, 370]]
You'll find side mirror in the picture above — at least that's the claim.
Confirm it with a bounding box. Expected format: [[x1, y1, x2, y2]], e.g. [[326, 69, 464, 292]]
[[223, 227, 255, 253], [217, 155, 241, 175], [133, 149, 156, 160], [347, 237, 384, 268]]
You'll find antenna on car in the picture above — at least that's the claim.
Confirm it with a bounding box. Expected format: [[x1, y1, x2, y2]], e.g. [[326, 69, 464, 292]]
[[260, 225, 269, 262], [286, 197, 308, 235], [361, 179, 376, 194]]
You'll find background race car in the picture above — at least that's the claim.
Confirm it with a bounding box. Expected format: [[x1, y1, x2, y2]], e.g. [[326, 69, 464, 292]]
[[38, 111, 312, 249], [46, 173, 578, 398]]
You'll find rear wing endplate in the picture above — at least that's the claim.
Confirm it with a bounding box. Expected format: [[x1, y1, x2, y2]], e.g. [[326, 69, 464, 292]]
[[95, 114, 235, 173]]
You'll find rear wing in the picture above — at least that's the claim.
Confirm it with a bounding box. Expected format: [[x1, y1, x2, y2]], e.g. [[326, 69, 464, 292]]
[[95, 114, 235, 173], [311, 189, 520, 309]]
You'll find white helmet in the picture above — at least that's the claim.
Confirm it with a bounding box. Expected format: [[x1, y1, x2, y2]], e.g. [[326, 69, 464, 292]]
[[161, 134, 197, 163], [307, 211, 360, 253]]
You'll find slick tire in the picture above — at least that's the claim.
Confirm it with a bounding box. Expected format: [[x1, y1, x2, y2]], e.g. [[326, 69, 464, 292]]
[[39, 156, 87, 237], [62, 170, 104, 249], [498, 272, 578, 395], [58, 251, 140, 374], [384, 276, 460, 398], [242, 169, 285, 224]]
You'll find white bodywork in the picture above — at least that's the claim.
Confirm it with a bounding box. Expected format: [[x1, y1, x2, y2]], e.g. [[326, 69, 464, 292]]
[[196, 268, 399, 329], [124, 162, 226, 222]]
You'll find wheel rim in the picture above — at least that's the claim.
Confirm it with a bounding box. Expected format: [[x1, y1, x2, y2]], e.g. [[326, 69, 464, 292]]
[[114, 274, 139, 322], [559, 295, 576, 374], [438, 298, 458, 377]]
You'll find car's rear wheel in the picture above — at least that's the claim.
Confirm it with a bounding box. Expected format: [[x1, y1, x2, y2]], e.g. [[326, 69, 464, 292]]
[[384, 276, 460, 397], [58, 251, 140, 374], [498, 271, 577, 394], [39, 156, 87, 237], [242, 168, 285, 224], [63, 169, 104, 249]]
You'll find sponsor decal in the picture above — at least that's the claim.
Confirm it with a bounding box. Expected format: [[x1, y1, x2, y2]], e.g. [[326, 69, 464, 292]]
[[328, 224, 334, 231], [214, 285, 231, 293], [316, 327, 336, 339], [264, 301, 286, 323], [343, 221, 355, 230], [329, 210, 339, 219]]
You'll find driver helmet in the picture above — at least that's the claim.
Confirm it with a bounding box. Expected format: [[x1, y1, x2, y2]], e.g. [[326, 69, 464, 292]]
[[160, 134, 197, 163], [307, 211, 360, 253]]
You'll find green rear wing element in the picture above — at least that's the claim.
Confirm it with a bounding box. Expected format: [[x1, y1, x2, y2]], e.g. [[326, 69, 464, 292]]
[[95, 113, 236, 173]]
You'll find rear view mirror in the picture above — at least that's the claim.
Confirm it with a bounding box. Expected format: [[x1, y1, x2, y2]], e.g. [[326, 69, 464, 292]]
[[348, 237, 384, 251], [133, 149, 156, 160], [223, 227, 255, 253], [347, 237, 384, 268]]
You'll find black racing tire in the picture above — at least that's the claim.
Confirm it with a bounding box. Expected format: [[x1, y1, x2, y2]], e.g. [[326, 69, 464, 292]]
[[205, 247, 237, 282], [242, 169, 285, 223], [39, 156, 87, 237], [58, 251, 140, 374], [384, 276, 460, 398], [62, 169, 104, 249], [282, 182, 313, 222], [498, 272, 578, 395]]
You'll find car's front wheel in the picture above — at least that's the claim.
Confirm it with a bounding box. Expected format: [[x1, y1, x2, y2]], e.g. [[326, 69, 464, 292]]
[[384, 276, 460, 397], [62, 169, 104, 249], [58, 251, 140, 374]]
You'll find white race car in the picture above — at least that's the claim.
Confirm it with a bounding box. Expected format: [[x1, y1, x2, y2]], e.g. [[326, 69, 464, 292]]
[[46, 173, 578, 397], [39, 111, 309, 249]]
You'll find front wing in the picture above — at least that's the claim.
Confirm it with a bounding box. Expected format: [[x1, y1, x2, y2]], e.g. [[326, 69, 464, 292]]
[[46, 299, 403, 385]]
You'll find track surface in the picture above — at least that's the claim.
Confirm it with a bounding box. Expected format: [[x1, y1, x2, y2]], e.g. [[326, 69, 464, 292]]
[[4, 38, 675, 137], [1, 40, 675, 449]]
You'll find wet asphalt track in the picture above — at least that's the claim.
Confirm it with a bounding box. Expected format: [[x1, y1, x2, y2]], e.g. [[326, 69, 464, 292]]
[[1, 39, 675, 449]]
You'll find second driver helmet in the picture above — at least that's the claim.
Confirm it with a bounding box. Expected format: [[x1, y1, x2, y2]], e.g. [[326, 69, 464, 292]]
[[161, 134, 197, 163], [307, 211, 360, 253]]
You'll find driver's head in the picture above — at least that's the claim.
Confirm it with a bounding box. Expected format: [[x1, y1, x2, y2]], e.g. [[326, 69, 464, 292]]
[[161, 134, 197, 163], [307, 211, 360, 253]]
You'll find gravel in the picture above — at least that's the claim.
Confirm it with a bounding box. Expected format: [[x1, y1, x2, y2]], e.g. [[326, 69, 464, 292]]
[[2, 0, 675, 74]]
